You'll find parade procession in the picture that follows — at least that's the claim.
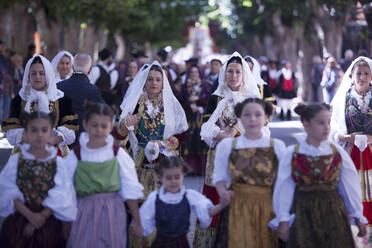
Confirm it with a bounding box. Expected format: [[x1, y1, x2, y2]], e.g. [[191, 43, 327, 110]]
[[0, 1, 371, 247]]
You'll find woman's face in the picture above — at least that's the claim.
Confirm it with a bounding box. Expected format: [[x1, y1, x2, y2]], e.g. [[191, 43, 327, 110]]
[[29, 63, 46, 91], [57, 55, 71, 79], [128, 61, 139, 77], [352, 65, 371, 94], [145, 70, 163, 97], [225, 62, 243, 91], [189, 67, 200, 80]]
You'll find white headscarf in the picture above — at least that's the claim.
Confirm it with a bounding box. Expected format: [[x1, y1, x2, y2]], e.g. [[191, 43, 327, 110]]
[[244, 55, 267, 86], [201, 52, 261, 146], [121, 63, 149, 102], [213, 51, 260, 99], [330, 56, 372, 137], [119, 61, 188, 154], [19, 55, 64, 113], [51, 50, 74, 82]]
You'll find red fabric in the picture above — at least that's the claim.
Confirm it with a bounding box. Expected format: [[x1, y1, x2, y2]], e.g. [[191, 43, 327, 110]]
[[350, 145, 372, 224], [112, 126, 125, 141], [282, 78, 293, 91], [269, 77, 276, 89], [201, 184, 220, 228], [350, 145, 372, 170]]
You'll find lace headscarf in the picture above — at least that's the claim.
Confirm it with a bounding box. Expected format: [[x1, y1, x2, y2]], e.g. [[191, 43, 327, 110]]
[[244, 55, 267, 86], [51, 51, 74, 82], [19, 55, 64, 113]]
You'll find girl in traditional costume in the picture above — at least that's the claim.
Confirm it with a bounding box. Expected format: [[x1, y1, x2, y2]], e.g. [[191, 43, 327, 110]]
[[330, 56, 372, 247], [181, 64, 211, 175], [194, 52, 260, 247], [139, 156, 229, 248], [271, 103, 367, 248], [0, 111, 77, 247], [66, 102, 144, 248], [51, 50, 74, 83], [2, 55, 78, 157], [114, 61, 188, 247], [212, 98, 285, 248]]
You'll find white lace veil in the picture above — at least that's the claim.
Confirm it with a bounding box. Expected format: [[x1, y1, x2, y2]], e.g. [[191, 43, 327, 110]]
[[119, 60, 188, 140], [212, 51, 260, 98], [330, 56, 372, 137], [244, 55, 267, 86], [51, 50, 74, 81], [19, 55, 64, 113]]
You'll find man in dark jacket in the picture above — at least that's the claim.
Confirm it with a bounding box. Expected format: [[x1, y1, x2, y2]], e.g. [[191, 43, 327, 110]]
[[58, 53, 104, 145]]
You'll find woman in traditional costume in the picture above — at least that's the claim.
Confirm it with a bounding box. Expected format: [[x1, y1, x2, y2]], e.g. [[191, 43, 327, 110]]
[[330, 56, 372, 247], [181, 64, 211, 175], [51, 51, 74, 83], [2, 55, 78, 156]]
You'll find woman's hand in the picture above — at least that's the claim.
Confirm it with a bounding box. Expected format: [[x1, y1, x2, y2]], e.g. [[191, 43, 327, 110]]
[[48, 133, 63, 146], [355, 218, 367, 237], [125, 113, 140, 127], [277, 222, 290, 242], [23, 222, 36, 237], [190, 103, 199, 113], [338, 132, 362, 144]]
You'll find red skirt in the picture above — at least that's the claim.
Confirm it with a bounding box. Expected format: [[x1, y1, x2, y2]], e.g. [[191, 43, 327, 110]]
[[0, 205, 64, 248], [201, 184, 220, 228], [350, 144, 372, 225]]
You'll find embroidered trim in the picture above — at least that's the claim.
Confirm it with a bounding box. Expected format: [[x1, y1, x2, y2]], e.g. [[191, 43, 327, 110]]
[[61, 114, 78, 124]]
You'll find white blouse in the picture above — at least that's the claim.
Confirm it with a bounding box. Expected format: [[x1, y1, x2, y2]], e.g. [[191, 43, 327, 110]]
[[269, 134, 367, 230], [213, 134, 286, 186], [0, 144, 77, 222], [139, 186, 214, 236], [64, 132, 144, 201]]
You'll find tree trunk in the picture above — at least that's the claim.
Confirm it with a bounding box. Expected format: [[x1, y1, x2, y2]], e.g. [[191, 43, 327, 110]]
[[0, 4, 36, 57], [271, 12, 298, 66], [63, 19, 81, 55], [114, 33, 125, 61]]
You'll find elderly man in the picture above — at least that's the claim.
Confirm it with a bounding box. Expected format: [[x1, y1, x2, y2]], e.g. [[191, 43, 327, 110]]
[[58, 53, 103, 144]]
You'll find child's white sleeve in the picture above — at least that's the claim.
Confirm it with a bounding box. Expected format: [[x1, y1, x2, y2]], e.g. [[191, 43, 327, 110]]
[[212, 138, 233, 186], [63, 150, 78, 180], [0, 153, 24, 217], [335, 143, 368, 225], [269, 145, 296, 230], [186, 189, 214, 228], [117, 148, 144, 201], [43, 156, 77, 222], [273, 138, 287, 161], [139, 191, 157, 236]]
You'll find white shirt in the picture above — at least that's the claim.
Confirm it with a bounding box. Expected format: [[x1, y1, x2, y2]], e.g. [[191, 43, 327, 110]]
[[0, 144, 77, 221], [269, 134, 367, 230], [89, 61, 119, 90], [213, 134, 286, 186], [139, 186, 214, 236], [64, 132, 144, 201]]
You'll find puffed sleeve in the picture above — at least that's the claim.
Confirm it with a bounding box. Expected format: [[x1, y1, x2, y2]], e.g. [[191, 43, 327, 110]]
[[273, 138, 287, 161], [117, 148, 144, 201], [269, 145, 296, 230], [212, 138, 233, 186], [55, 126, 76, 146], [42, 156, 77, 222], [6, 128, 24, 146], [335, 143, 368, 225], [0, 153, 25, 217], [63, 149, 79, 180], [186, 189, 214, 228], [139, 191, 157, 236]]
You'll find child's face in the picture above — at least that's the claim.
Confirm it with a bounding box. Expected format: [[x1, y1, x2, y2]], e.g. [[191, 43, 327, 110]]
[[160, 167, 184, 194], [83, 114, 113, 145], [240, 103, 267, 137], [303, 110, 331, 144], [25, 118, 52, 148], [352, 65, 371, 94]]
